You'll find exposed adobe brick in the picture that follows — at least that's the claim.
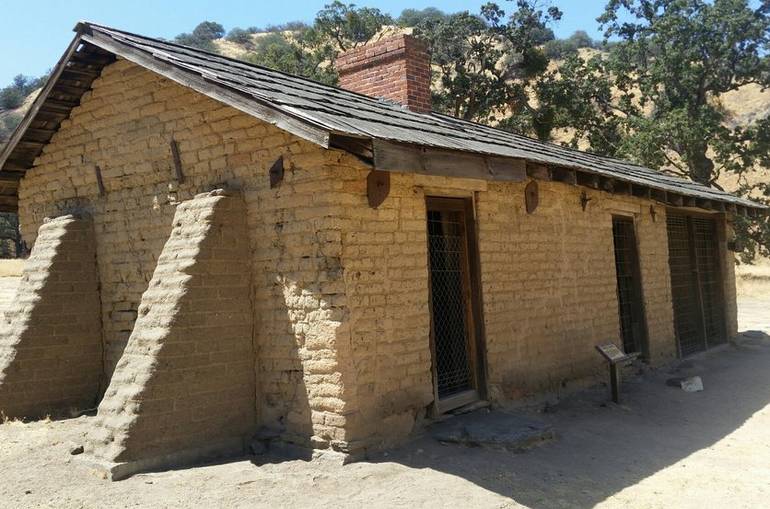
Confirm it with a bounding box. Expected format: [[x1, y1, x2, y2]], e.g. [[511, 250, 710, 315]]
[[336, 34, 432, 113], [85, 190, 257, 479], [0, 215, 102, 420]]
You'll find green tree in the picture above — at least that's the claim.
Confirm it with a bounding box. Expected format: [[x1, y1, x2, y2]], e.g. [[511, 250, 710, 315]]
[[243, 2, 392, 85], [0, 213, 22, 258], [192, 21, 225, 41], [313, 1, 393, 51], [226, 27, 255, 47], [416, 1, 563, 132], [579, 0, 770, 258], [543, 30, 598, 59], [0, 87, 24, 110], [174, 21, 226, 52], [245, 32, 337, 85], [397, 7, 448, 27]]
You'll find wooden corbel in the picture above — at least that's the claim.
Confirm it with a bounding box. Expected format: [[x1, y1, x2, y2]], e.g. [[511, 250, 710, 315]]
[[269, 156, 284, 188], [525, 180, 539, 214], [367, 169, 390, 208], [170, 139, 185, 183]]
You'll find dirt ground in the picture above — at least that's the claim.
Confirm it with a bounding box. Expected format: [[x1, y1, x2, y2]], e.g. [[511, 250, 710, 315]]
[[0, 297, 767, 509], [0, 257, 768, 508]]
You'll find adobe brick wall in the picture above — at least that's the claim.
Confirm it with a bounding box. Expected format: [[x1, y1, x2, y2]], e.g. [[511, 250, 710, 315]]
[[336, 34, 432, 113], [17, 59, 360, 455], [331, 170, 682, 451], [0, 215, 102, 419], [14, 57, 737, 462], [721, 218, 739, 339], [85, 190, 256, 478]]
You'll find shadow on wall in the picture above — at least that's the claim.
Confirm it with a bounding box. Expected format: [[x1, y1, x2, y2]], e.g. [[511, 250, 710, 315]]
[[363, 341, 770, 508], [253, 275, 315, 460]]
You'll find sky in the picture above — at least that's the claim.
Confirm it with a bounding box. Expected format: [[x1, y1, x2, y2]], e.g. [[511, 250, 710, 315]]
[[0, 0, 616, 85]]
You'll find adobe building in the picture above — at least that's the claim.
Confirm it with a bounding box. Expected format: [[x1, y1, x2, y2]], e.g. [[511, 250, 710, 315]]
[[0, 23, 765, 478]]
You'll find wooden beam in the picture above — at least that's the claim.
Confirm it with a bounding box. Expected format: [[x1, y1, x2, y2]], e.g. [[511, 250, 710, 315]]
[[0, 172, 23, 183], [651, 189, 668, 203], [23, 127, 59, 143], [1, 161, 29, 172], [486, 157, 527, 182], [576, 171, 600, 189], [94, 165, 105, 195], [0, 32, 85, 171], [613, 181, 632, 195], [668, 193, 684, 207], [0, 195, 19, 208], [696, 198, 713, 210], [551, 166, 577, 185], [632, 185, 651, 199], [170, 139, 185, 183], [330, 134, 374, 162], [373, 140, 527, 182], [526, 163, 551, 180], [600, 177, 615, 193]]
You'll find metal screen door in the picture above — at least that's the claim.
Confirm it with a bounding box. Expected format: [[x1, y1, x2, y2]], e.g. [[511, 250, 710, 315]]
[[666, 213, 726, 357], [611, 217, 648, 356], [426, 198, 481, 411]]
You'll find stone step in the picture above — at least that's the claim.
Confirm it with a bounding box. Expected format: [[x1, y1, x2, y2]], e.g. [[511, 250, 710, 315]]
[[431, 408, 555, 451]]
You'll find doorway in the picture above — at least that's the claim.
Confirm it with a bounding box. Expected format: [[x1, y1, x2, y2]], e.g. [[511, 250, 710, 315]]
[[426, 197, 485, 413], [666, 212, 726, 357], [611, 216, 649, 357]]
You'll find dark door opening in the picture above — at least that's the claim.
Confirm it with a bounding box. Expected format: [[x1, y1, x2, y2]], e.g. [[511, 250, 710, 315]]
[[611, 216, 649, 357], [426, 197, 484, 413], [666, 212, 726, 357]]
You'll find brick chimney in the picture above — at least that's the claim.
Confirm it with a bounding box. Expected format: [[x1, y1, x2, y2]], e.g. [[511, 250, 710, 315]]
[[335, 34, 432, 113]]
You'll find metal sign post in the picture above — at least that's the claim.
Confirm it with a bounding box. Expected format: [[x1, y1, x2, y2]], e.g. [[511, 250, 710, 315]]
[[595, 343, 638, 403]]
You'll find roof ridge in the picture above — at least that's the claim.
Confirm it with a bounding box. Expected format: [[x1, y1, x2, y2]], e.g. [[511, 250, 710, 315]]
[[0, 21, 762, 213]]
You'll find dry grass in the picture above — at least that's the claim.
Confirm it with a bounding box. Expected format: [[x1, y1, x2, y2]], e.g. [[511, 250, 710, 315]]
[[0, 259, 24, 277], [736, 257, 770, 299]]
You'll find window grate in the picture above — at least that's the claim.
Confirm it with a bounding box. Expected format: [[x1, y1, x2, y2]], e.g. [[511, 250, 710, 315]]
[[427, 209, 473, 399], [612, 217, 645, 354], [666, 213, 725, 356]]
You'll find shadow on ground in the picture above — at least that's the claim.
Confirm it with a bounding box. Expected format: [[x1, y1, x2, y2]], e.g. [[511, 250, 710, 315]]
[[362, 337, 770, 508]]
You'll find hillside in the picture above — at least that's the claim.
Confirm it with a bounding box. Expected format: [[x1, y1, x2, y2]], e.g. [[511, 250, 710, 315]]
[[2, 34, 769, 197]]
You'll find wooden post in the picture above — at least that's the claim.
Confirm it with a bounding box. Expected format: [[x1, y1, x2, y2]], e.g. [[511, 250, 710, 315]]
[[610, 363, 621, 404]]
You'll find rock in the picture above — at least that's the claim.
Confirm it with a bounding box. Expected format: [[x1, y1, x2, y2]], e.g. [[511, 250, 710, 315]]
[[431, 410, 554, 451], [680, 376, 704, 392], [69, 444, 84, 455]]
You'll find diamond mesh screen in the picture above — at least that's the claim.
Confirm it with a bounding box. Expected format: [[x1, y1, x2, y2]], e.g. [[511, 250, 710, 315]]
[[427, 208, 473, 399], [612, 217, 642, 353], [666, 213, 725, 356], [667, 213, 704, 356], [693, 217, 726, 346]]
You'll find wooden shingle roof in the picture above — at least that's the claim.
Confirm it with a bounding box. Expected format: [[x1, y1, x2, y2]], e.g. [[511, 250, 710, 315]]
[[0, 21, 766, 215]]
